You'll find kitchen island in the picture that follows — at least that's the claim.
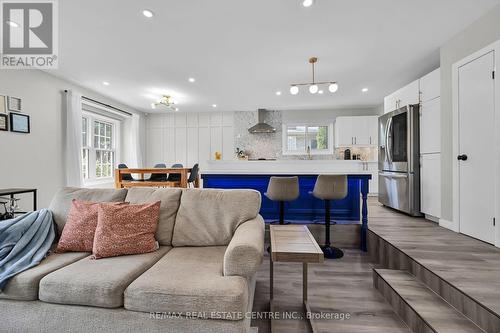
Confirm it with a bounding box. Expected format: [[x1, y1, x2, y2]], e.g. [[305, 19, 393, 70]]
[[201, 160, 373, 251]]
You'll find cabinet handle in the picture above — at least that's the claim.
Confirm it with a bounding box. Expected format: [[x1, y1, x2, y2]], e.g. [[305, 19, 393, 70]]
[[370, 137, 372, 145]]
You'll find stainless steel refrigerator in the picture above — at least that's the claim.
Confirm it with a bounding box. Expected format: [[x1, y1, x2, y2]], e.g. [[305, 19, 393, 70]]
[[378, 105, 421, 216]]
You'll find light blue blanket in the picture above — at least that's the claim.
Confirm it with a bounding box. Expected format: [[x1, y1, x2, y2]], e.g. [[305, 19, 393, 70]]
[[0, 209, 55, 290]]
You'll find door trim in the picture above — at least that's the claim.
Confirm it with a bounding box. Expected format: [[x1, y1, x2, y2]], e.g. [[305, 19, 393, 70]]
[[452, 41, 500, 247]]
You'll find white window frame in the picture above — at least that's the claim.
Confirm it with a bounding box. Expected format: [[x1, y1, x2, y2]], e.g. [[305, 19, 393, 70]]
[[282, 123, 334, 155], [82, 111, 121, 186]]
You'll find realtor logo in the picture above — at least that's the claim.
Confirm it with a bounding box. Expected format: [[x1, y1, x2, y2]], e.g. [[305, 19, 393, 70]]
[[1, 0, 58, 68]]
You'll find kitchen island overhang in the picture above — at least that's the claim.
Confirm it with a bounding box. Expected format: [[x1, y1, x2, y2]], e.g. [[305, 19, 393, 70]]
[[201, 173, 371, 251]]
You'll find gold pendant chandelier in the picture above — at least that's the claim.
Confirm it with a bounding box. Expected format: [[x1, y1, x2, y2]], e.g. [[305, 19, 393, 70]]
[[290, 57, 338, 95]]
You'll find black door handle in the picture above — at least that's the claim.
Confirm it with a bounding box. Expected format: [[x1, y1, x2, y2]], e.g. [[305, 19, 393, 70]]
[[457, 154, 468, 161]]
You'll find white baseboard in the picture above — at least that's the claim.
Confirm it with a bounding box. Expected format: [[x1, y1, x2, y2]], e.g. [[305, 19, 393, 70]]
[[439, 218, 459, 232], [425, 214, 440, 223]]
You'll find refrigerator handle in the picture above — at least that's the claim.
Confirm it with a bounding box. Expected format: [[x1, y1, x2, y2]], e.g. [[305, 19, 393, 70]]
[[386, 117, 393, 163]]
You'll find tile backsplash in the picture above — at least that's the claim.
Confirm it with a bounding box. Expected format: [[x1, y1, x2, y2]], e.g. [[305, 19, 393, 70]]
[[233, 110, 377, 161]]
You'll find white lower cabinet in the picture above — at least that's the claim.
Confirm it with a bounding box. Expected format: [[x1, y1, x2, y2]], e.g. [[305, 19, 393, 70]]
[[420, 153, 441, 219]]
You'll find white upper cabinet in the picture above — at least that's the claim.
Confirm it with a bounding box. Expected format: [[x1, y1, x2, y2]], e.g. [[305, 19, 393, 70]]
[[335, 117, 354, 146], [384, 79, 420, 113], [335, 116, 378, 147], [420, 68, 441, 102]]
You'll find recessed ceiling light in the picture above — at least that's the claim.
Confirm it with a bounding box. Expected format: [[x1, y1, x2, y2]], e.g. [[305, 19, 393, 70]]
[[302, 0, 314, 7], [188, 77, 196, 83], [142, 9, 154, 18], [102, 81, 110, 86], [362, 88, 369, 93], [276, 91, 282, 96], [6, 20, 19, 27], [212, 104, 217, 108], [318, 90, 324, 94]]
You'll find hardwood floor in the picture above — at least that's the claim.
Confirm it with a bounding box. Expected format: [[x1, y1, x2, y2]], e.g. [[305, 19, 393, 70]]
[[252, 198, 500, 332], [251, 249, 410, 333], [367, 200, 500, 319]]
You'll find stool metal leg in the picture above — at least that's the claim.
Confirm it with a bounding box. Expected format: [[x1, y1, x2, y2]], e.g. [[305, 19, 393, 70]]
[[279, 201, 285, 225], [321, 199, 344, 259]]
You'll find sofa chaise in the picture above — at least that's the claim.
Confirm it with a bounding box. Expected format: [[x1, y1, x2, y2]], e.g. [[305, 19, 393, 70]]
[[0, 187, 264, 333]]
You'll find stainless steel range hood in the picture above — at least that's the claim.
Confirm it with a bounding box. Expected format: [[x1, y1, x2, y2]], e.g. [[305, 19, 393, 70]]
[[248, 109, 276, 134]]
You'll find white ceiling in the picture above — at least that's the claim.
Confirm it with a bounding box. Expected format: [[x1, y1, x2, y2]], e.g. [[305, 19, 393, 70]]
[[53, 0, 500, 113]]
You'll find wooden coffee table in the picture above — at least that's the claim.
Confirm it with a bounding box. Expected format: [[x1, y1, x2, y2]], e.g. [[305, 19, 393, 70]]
[[269, 225, 324, 333]]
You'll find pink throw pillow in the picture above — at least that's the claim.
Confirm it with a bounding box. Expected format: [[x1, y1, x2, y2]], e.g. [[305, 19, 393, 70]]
[[56, 200, 99, 253], [92, 201, 161, 259]]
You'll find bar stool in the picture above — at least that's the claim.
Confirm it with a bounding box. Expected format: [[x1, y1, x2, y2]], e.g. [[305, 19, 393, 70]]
[[312, 175, 348, 259], [265, 176, 300, 225]]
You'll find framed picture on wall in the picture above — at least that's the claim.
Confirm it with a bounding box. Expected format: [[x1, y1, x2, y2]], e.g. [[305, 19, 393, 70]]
[[0, 114, 7, 131], [0, 95, 6, 114], [10, 113, 30, 133], [7, 96, 21, 112]]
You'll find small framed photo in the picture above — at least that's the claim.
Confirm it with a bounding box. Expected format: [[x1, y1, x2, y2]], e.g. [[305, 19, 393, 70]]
[[7, 96, 21, 112], [0, 114, 8, 131], [0, 95, 7, 114], [10, 113, 30, 133]]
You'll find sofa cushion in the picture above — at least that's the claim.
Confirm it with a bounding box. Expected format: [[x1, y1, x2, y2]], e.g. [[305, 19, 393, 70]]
[[92, 201, 161, 259], [49, 187, 128, 236], [172, 189, 261, 246], [0, 250, 89, 301], [124, 188, 182, 246], [39, 246, 170, 308], [124, 246, 248, 320]]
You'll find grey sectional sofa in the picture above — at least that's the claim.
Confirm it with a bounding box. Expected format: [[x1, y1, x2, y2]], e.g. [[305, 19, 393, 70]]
[[0, 187, 264, 333]]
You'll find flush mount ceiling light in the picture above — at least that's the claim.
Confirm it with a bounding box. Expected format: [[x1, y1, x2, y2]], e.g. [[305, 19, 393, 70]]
[[151, 95, 178, 111], [289, 57, 338, 95], [102, 81, 110, 86], [188, 77, 196, 83], [142, 9, 154, 18], [362, 87, 369, 93], [302, 0, 314, 7], [276, 91, 282, 96], [212, 104, 217, 108]]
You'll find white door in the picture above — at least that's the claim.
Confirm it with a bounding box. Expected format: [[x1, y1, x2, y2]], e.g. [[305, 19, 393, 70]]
[[458, 51, 496, 244]]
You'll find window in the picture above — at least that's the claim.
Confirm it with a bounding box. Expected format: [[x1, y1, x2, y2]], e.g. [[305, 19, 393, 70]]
[[283, 123, 333, 155], [81, 112, 120, 183]]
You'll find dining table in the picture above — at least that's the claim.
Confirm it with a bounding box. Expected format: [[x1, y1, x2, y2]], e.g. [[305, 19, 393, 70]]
[[114, 168, 199, 189]]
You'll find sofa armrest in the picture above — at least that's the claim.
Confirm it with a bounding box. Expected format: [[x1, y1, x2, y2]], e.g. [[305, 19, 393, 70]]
[[223, 215, 265, 278]]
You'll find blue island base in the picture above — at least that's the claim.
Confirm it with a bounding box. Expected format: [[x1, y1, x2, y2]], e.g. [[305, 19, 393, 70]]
[[201, 173, 371, 251]]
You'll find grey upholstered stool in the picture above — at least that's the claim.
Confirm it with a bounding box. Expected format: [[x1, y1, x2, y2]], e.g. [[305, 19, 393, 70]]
[[312, 175, 348, 259], [265, 176, 300, 225]]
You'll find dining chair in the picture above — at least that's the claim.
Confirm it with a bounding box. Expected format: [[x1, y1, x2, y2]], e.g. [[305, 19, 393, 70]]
[[167, 163, 184, 182], [187, 164, 199, 188], [149, 163, 168, 181], [117, 163, 134, 181]]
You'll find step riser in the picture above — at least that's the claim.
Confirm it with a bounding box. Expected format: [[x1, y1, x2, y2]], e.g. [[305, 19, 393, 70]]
[[368, 230, 500, 333], [373, 272, 435, 333]]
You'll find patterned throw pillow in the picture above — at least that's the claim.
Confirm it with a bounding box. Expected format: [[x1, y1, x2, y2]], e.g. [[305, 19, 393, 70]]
[[92, 201, 161, 259], [55, 200, 100, 253]]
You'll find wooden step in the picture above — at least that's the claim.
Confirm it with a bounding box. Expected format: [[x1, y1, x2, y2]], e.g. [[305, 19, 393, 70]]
[[373, 269, 484, 333]]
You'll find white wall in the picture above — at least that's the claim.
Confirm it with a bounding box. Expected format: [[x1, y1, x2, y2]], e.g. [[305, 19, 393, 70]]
[[0, 70, 143, 209], [282, 107, 381, 123], [145, 111, 235, 170], [440, 3, 500, 222]]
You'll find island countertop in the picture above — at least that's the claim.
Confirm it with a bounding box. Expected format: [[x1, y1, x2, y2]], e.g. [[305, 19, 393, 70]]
[[201, 159, 377, 175]]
